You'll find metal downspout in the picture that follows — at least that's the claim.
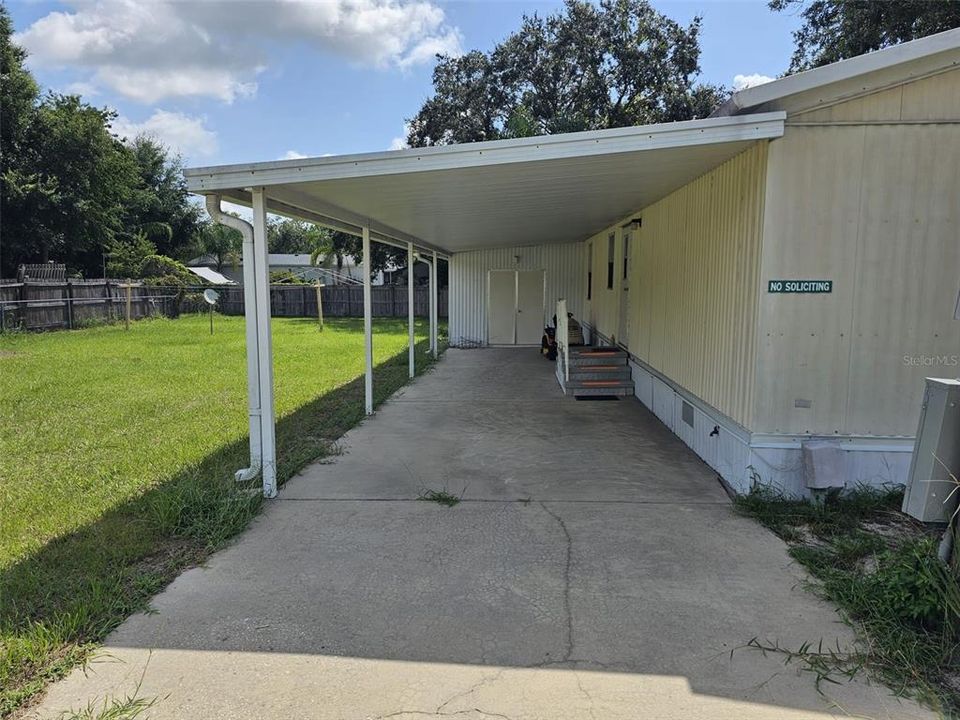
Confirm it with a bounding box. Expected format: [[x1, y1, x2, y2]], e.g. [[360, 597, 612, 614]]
[[204, 195, 262, 483]]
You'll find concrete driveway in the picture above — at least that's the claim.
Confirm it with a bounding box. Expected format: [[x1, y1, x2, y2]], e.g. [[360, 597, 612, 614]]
[[31, 349, 932, 719]]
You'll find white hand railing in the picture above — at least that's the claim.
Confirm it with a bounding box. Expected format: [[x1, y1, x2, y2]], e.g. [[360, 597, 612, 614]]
[[556, 298, 569, 387]]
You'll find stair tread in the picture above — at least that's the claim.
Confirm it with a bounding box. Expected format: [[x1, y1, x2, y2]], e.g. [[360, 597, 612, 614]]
[[570, 364, 626, 371], [568, 379, 634, 387]]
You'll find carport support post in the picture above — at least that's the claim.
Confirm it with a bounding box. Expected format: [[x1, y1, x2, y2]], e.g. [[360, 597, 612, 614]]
[[430, 250, 438, 358], [363, 226, 374, 415], [407, 242, 415, 378], [252, 188, 278, 498]]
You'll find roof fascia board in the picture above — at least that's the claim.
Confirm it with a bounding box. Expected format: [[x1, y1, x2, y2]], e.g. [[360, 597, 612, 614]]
[[184, 112, 785, 193]]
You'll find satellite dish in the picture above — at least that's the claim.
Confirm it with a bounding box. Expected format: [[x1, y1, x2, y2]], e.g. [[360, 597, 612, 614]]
[[203, 289, 220, 305]]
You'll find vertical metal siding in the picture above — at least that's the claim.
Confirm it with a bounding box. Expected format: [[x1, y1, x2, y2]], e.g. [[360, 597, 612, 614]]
[[757, 121, 960, 437], [589, 143, 766, 428], [449, 242, 586, 346]]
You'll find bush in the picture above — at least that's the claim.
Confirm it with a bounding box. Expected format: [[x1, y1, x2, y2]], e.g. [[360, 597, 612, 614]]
[[866, 538, 957, 630], [138, 255, 193, 285], [269, 269, 310, 285]]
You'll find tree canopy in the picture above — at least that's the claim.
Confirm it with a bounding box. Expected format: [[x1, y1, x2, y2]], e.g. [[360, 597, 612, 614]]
[[406, 0, 726, 147], [0, 4, 202, 278], [771, 0, 960, 72]]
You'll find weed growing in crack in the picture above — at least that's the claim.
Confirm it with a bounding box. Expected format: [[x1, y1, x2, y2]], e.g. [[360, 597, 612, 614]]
[[417, 488, 463, 507]]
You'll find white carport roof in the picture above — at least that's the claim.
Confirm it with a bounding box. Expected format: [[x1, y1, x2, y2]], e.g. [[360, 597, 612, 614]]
[[184, 112, 785, 255]]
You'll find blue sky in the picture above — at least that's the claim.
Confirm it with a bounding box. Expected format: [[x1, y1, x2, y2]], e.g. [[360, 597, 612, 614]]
[[9, 1, 801, 168]]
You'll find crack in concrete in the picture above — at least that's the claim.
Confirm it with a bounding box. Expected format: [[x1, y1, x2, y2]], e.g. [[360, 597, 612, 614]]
[[539, 501, 574, 662], [573, 669, 598, 720], [375, 709, 513, 720], [434, 669, 505, 715]]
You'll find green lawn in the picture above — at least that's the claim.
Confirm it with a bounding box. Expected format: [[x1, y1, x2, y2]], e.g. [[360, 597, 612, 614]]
[[0, 314, 437, 716]]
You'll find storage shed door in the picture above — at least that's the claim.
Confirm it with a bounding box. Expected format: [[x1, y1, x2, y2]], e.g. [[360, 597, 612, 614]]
[[487, 270, 545, 345], [488, 270, 517, 344], [516, 270, 545, 344]]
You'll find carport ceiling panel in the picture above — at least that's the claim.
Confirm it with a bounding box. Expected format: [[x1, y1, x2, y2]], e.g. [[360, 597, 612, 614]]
[[270, 140, 759, 251]]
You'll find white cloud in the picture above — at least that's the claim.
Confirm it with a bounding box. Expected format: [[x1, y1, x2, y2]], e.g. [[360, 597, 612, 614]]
[[389, 123, 411, 150], [111, 110, 218, 159], [63, 81, 99, 97], [98, 66, 258, 105], [281, 150, 309, 160], [15, 0, 462, 103], [733, 73, 776, 91]]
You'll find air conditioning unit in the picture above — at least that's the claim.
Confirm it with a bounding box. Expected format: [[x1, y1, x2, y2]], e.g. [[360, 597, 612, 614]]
[[902, 378, 960, 523]]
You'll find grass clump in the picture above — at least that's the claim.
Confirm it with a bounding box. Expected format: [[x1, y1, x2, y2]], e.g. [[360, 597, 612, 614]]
[[417, 488, 463, 507], [0, 315, 441, 716], [734, 484, 960, 716]]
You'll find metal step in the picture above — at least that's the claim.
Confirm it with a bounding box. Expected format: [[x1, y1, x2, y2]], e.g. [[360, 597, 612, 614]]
[[568, 348, 628, 366], [566, 378, 635, 390], [571, 385, 634, 397], [568, 366, 632, 381]]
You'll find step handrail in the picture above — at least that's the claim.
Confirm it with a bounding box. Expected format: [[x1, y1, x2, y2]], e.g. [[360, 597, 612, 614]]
[[556, 299, 569, 384]]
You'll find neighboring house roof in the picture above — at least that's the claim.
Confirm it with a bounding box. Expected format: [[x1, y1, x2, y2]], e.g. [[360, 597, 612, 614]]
[[187, 266, 236, 285], [714, 27, 960, 117]]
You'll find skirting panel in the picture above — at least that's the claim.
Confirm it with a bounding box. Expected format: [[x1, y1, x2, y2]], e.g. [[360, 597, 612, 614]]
[[629, 360, 915, 497]]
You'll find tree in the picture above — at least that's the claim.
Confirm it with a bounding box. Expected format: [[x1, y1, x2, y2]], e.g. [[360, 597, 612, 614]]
[[266, 218, 408, 279], [1, 3, 39, 277], [771, 0, 960, 73], [105, 232, 157, 278], [0, 4, 37, 172], [268, 218, 325, 254], [1, 7, 204, 277], [194, 220, 242, 272], [406, 0, 726, 147], [2, 94, 141, 276], [119, 136, 202, 260]]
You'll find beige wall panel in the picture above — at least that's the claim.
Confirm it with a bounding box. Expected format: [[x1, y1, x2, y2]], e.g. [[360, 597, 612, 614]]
[[791, 68, 960, 123], [791, 86, 904, 122], [900, 68, 960, 120], [845, 125, 960, 435], [587, 143, 768, 427], [754, 128, 864, 434], [585, 227, 622, 341], [757, 121, 960, 437]]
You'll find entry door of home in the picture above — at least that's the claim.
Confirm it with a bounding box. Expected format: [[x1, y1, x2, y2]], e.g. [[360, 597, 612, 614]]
[[487, 269, 545, 345], [618, 229, 632, 347]]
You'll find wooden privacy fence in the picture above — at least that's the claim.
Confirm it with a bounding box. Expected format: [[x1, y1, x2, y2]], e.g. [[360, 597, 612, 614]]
[[0, 280, 448, 331], [216, 284, 447, 319], [0, 279, 177, 332]]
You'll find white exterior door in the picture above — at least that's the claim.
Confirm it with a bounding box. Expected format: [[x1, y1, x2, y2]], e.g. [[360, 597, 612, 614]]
[[516, 270, 545, 344], [487, 269, 545, 345], [488, 270, 517, 344]]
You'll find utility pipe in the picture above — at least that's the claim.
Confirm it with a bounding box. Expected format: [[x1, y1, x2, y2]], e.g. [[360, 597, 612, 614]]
[[205, 195, 262, 484], [414, 252, 437, 357]]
